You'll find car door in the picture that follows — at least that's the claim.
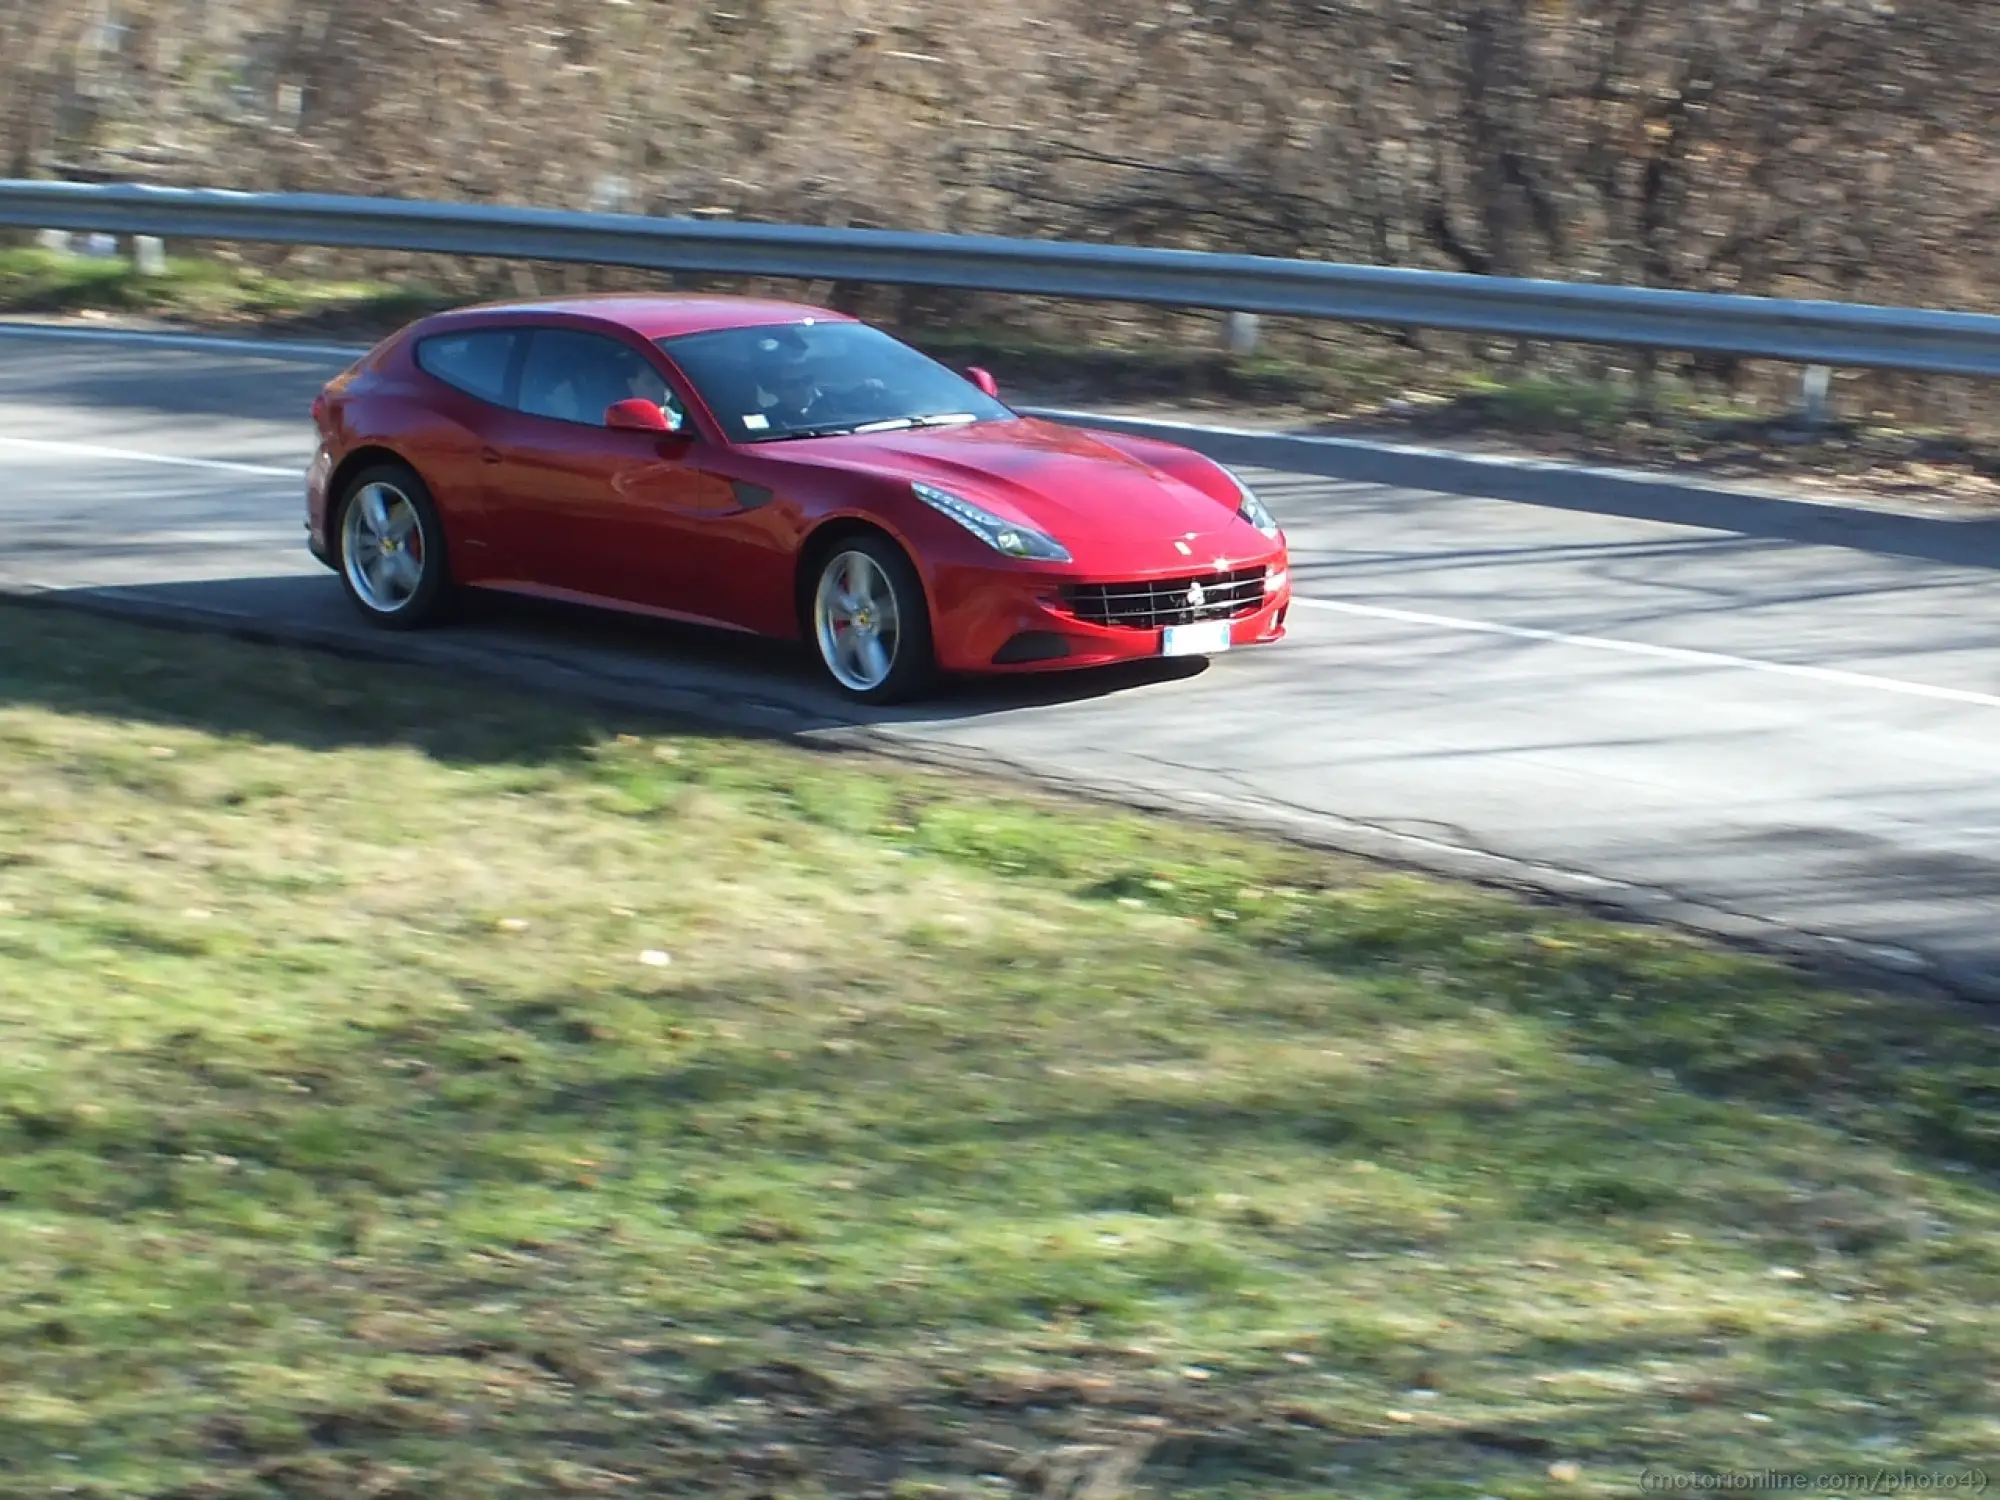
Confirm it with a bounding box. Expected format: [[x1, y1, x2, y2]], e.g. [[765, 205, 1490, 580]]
[[404, 325, 524, 581], [483, 325, 740, 616]]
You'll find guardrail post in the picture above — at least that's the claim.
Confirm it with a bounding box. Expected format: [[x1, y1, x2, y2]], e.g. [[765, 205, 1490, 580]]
[[1223, 311, 1260, 357], [1799, 364, 1832, 428], [34, 228, 71, 254], [131, 235, 166, 275]]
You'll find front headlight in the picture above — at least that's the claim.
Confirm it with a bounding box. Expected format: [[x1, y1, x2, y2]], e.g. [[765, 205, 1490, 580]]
[[1223, 467, 1282, 539], [912, 481, 1071, 562]]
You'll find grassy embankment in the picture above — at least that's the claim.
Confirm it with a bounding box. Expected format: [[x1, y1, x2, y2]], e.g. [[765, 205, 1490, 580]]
[[1, 603, 1996, 1497]]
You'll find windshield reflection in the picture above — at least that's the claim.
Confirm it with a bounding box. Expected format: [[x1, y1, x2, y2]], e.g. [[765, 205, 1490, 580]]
[[656, 320, 1013, 444]]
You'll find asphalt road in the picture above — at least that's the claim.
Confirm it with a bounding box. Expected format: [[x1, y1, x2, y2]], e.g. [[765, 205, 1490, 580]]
[[4, 326, 1998, 999]]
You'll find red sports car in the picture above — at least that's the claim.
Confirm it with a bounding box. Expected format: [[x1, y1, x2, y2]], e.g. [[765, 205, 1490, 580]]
[[306, 293, 1291, 702]]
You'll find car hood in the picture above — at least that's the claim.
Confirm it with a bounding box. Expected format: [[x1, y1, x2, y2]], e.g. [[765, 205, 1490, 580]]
[[783, 416, 1240, 543]]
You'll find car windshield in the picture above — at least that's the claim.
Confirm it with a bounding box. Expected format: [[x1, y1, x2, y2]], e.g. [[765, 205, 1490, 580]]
[[656, 320, 1012, 443]]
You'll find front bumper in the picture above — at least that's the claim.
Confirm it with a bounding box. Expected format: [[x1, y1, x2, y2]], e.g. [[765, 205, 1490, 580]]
[[929, 553, 1293, 674]]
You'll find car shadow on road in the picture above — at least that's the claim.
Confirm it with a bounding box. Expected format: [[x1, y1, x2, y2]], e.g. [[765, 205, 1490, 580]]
[[5, 570, 1214, 744], [449, 584, 1217, 726]]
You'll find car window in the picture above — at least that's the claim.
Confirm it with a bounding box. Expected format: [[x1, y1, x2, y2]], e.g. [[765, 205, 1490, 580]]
[[516, 327, 684, 429], [414, 329, 518, 405], [657, 320, 1010, 443]]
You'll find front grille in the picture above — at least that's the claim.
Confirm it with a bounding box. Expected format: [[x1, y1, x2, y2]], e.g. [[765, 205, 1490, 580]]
[[1062, 566, 1266, 630]]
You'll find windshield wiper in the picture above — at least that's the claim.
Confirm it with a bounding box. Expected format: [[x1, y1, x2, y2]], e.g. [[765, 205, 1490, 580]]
[[767, 422, 870, 440], [847, 413, 980, 434], [767, 412, 984, 441]]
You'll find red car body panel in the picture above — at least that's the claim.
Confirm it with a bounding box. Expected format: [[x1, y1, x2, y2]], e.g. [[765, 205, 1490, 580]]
[[307, 294, 1291, 675]]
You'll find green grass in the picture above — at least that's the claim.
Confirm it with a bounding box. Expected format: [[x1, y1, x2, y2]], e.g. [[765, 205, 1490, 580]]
[[0, 245, 444, 329], [1455, 372, 1658, 436], [1, 604, 1997, 1499]]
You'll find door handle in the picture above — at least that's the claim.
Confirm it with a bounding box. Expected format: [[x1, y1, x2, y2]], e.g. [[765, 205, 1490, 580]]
[[480, 447, 503, 465]]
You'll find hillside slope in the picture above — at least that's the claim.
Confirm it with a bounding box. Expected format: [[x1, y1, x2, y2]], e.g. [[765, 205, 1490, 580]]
[[5, 1, 1998, 423]]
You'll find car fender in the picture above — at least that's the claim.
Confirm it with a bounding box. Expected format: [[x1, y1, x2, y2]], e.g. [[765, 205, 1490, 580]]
[[336, 393, 518, 557], [794, 501, 945, 625]]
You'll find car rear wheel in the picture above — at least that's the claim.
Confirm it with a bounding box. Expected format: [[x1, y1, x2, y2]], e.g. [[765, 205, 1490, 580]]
[[335, 462, 451, 629], [810, 535, 935, 704]]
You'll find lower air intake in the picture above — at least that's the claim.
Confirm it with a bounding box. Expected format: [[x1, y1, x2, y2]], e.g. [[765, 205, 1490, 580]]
[[991, 631, 1074, 664]]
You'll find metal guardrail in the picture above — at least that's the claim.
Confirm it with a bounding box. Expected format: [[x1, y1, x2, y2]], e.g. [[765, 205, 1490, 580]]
[[4, 178, 2000, 379]]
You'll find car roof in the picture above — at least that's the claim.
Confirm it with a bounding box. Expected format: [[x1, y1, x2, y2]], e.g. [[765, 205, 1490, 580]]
[[419, 292, 856, 341]]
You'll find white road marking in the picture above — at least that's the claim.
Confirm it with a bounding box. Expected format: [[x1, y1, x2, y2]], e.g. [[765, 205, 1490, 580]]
[[1030, 403, 1564, 467], [0, 434, 302, 478], [1291, 594, 2000, 710], [0, 320, 367, 361], [1022, 404, 1818, 496]]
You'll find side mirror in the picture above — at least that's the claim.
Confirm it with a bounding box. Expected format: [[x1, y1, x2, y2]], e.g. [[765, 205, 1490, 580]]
[[605, 398, 682, 433], [966, 366, 999, 399]]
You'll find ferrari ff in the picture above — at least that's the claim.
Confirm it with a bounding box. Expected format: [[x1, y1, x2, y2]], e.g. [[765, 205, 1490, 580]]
[[306, 294, 1291, 703]]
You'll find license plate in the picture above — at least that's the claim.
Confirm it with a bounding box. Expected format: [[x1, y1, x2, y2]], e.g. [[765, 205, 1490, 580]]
[[1161, 619, 1233, 657]]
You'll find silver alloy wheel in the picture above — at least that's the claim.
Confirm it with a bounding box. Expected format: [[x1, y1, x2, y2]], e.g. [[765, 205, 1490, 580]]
[[341, 481, 426, 613], [813, 548, 901, 692]]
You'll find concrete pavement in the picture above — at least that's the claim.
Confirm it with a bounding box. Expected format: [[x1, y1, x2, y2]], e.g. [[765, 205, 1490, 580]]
[[3, 327, 1996, 999]]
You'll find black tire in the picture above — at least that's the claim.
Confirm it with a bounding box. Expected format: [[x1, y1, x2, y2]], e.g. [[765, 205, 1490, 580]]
[[806, 532, 937, 705], [332, 460, 454, 630]]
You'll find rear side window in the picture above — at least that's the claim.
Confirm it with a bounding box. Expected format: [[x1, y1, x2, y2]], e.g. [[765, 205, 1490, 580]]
[[415, 329, 518, 405], [516, 327, 678, 427]]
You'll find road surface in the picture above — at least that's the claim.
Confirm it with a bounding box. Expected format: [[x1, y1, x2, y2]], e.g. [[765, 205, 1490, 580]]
[[4, 326, 1997, 999]]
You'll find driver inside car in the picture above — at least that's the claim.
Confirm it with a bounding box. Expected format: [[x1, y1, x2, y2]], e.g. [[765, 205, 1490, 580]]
[[623, 364, 682, 430], [750, 328, 883, 427]]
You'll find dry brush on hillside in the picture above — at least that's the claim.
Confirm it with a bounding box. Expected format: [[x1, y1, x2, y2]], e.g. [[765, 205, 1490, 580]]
[[5, 0, 1999, 421]]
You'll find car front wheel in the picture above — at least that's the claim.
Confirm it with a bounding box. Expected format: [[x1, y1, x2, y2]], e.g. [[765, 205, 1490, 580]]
[[810, 535, 936, 704], [334, 462, 452, 629]]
